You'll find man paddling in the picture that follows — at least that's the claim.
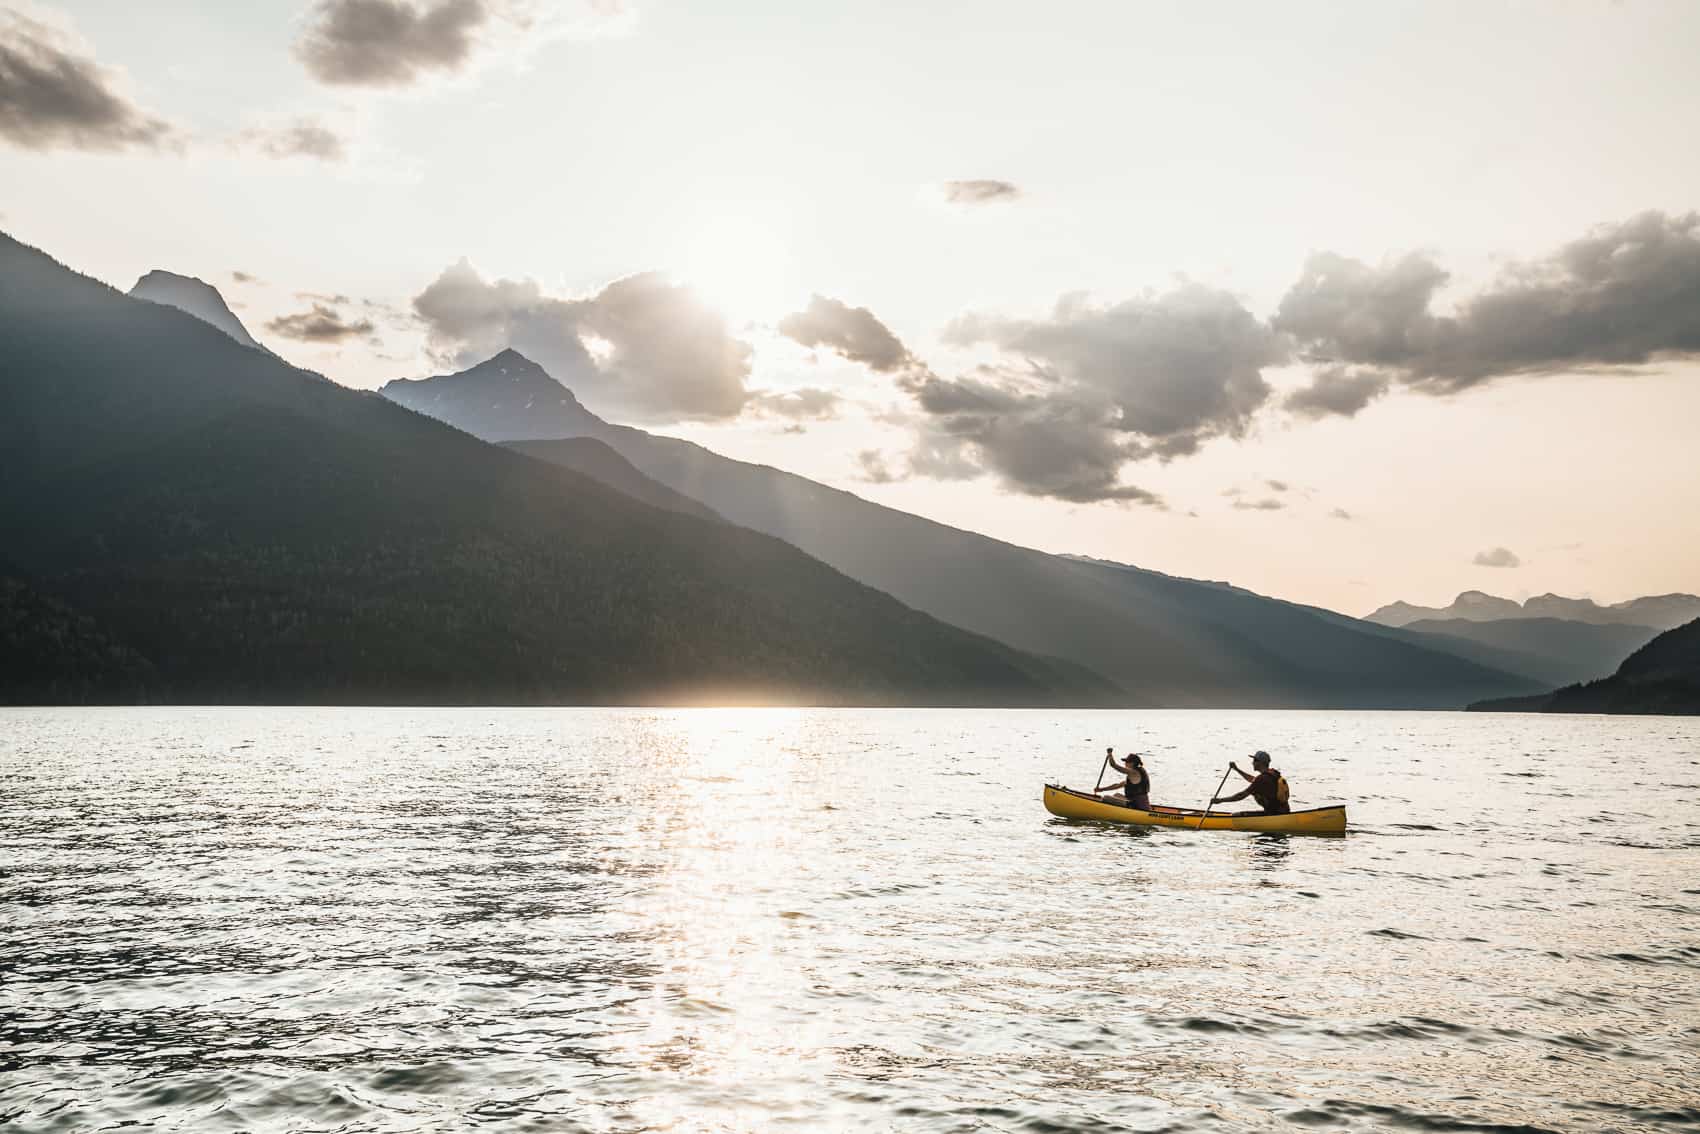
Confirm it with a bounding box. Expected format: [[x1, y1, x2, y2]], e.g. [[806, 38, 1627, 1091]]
[[1212, 751, 1290, 814]]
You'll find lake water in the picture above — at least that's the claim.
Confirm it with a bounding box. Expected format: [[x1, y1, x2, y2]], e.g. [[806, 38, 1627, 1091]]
[[2, 707, 1697, 1132]]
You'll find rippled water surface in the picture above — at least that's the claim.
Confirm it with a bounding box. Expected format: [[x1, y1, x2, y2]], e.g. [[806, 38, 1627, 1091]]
[[3, 707, 1699, 1132]]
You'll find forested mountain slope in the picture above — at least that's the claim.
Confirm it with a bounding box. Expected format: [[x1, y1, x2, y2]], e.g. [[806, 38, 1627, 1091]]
[[1470, 618, 1700, 716], [0, 232, 1108, 706]]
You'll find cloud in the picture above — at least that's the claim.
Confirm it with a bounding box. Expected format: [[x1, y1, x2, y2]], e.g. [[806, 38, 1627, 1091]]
[[231, 271, 259, 285], [785, 285, 1270, 504], [748, 387, 841, 420], [938, 179, 1021, 206], [1232, 497, 1285, 511], [898, 371, 1165, 504], [946, 286, 1284, 450], [1282, 366, 1391, 419], [237, 118, 347, 161], [1276, 210, 1700, 395], [0, 7, 175, 151], [1330, 507, 1353, 520], [265, 302, 376, 343], [576, 271, 753, 421], [895, 284, 1279, 502], [904, 433, 981, 482], [295, 0, 490, 86], [1266, 479, 1288, 492], [856, 449, 896, 484], [1472, 546, 1521, 568], [294, 0, 624, 88], [412, 259, 755, 422], [854, 440, 988, 488], [1276, 251, 1447, 371], [777, 295, 916, 373]]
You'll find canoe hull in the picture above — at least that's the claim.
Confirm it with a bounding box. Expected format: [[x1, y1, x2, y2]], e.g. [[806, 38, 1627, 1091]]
[[1043, 784, 1347, 835]]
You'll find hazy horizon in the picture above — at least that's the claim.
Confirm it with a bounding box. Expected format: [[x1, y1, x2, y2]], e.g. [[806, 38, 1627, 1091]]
[[5, 0, 1698, 613]]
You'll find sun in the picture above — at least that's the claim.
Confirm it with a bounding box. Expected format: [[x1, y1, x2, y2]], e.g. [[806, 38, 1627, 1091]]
[[673, 211, 795, 324]]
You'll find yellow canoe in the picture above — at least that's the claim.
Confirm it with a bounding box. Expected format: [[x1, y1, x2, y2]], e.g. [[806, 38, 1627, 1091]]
[[1043, 784, 1347, 836]]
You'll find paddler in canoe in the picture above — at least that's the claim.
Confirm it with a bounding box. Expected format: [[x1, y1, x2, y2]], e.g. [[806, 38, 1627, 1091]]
[[1212, 751, 1289, 815], [1091, 747, 1151, 809]]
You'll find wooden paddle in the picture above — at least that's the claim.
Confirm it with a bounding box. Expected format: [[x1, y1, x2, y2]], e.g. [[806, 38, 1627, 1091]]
[[1091, 750, 1112, 792], [1196, 765, 1233, 830]]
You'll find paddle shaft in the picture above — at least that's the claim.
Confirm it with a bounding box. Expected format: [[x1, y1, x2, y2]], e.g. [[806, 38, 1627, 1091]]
[[1092, 753, 1112, 792], [1197, 766, 1234, 830]]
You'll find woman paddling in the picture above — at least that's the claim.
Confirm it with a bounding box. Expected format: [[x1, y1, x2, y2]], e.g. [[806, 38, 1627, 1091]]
[[1095, 748, 1151, 810]]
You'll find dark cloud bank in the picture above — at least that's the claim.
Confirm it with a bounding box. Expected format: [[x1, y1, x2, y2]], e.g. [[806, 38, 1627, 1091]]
[[778, 209, 1700, 505], [0, 8, 174, 151], [1278, 210, 1700, 415]]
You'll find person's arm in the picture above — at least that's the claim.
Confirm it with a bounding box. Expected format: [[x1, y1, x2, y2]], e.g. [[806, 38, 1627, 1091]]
[[1229, 761, 1254, 783], [1106, 755, 1130, 775], [1213, 786, 1252, 804]]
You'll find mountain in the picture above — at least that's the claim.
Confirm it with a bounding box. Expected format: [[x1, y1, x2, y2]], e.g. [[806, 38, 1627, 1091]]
[[1366, 591, 1524, 626], [1524, 593, 1700, 629], [0, 231, 1110, 706], [386, 356, 1542, 708], [1368, 590, 1700, 631], [1469, 618, 1700, 715], [1, 574, 157, 704], [382, 349, 602, 440], [513, 437, 723, 523], [1397, 617, 1663, 689], [129, 269, 272, 354]]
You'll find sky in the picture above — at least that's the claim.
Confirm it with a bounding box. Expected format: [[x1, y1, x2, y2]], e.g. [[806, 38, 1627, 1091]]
[[3, 0, 1698, 615]]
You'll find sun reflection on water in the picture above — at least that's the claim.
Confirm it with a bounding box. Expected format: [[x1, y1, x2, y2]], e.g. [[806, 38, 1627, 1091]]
[[598, 708, 835, 1126]]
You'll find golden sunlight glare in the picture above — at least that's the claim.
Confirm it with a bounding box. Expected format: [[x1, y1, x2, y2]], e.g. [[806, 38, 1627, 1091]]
[[673, 211, 795, 323]]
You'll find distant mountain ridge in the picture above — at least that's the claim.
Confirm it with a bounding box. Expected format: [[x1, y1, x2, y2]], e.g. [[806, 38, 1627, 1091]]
[[1398, 617, 1663, 689], [1470, 618, 1700, 715], [129, 269, 272, 355], [1367, 590, 1700, 631], [385, 351, 1543, 708]]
